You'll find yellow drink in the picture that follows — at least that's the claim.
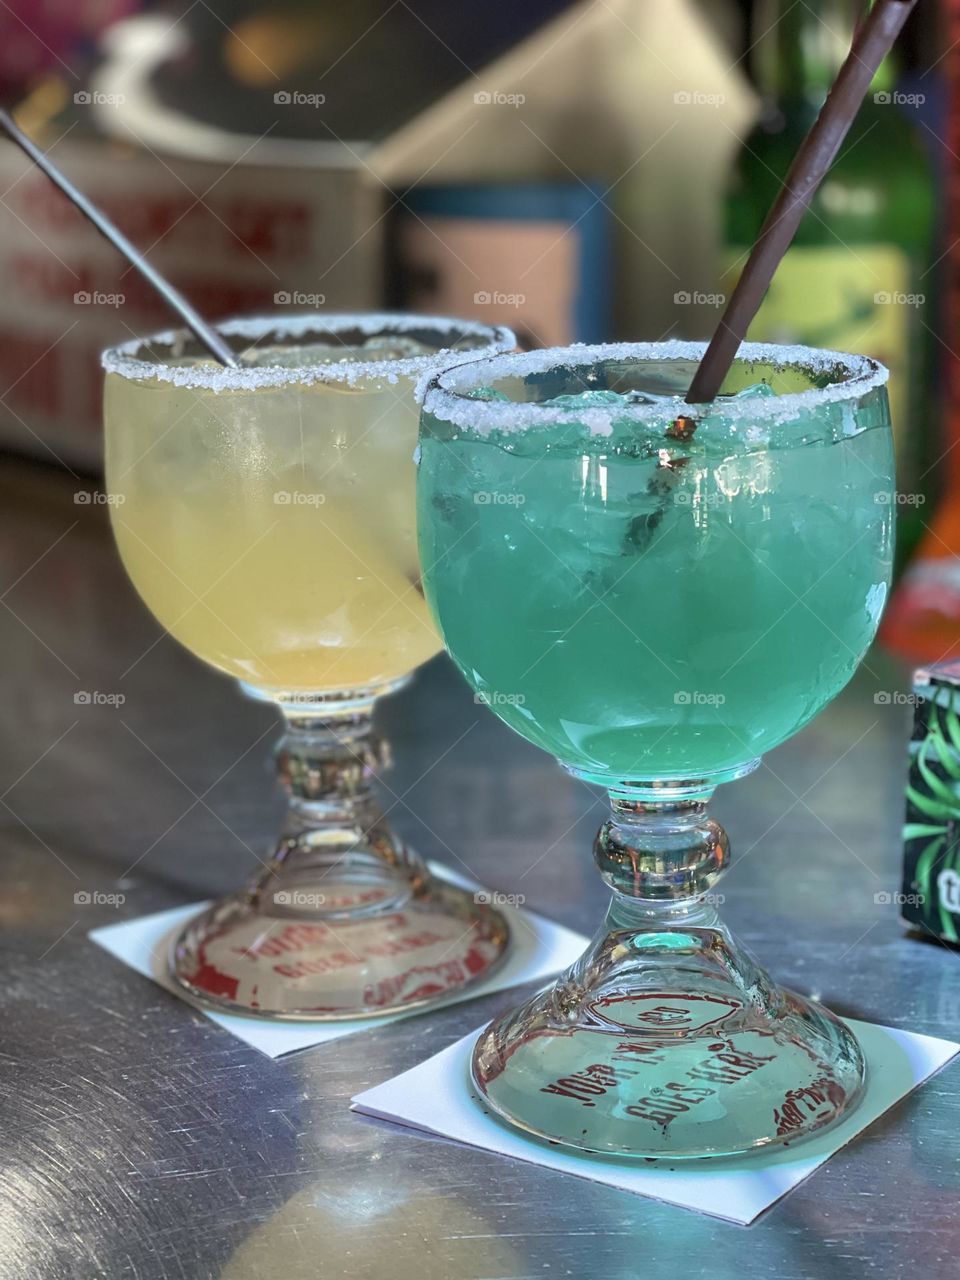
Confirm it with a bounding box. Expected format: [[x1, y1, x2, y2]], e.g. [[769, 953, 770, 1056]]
[[104, 320, 503, 693], [101, 316, 516, 1025]]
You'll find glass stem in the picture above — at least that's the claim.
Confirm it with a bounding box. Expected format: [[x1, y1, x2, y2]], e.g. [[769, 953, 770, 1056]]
[[272, 705, 422, 878], [595, 788, 730, 924]]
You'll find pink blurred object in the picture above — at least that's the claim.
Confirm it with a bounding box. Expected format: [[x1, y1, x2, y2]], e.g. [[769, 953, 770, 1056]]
[[0, 0, 144, 94]]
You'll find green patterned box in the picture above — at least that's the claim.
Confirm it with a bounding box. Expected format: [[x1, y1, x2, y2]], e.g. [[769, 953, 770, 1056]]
[[902, 660, 960, 942]]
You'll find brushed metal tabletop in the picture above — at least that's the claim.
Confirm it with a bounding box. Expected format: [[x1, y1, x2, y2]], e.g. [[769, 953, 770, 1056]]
[[2, 457, 958, 1280]]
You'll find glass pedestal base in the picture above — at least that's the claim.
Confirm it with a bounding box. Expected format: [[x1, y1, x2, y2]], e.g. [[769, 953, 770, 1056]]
[[171, 838, 510, 1020], [473, 777, 865, 1160], [472, 915, 865, 1159]]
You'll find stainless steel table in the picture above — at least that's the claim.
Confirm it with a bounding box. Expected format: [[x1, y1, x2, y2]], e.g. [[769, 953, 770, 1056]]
[[2, 457, 958, 1279]]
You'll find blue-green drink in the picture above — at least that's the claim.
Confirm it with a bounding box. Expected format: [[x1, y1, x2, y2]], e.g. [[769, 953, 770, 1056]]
[[416, 343, 893, 1159], [419, 345, 893, 785]]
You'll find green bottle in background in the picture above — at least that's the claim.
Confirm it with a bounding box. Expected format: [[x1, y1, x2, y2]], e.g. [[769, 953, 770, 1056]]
[[724, 0, 935, 566]]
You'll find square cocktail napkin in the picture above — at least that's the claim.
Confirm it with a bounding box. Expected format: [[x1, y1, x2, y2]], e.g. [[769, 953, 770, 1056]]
[[351, 1018, 959, 1224], [88, 863, 587, 1058]]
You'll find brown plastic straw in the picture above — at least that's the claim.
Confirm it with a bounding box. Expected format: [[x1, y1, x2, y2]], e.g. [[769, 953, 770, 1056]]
[[684, 0, 918, 407], [0, 108, 239, 368]]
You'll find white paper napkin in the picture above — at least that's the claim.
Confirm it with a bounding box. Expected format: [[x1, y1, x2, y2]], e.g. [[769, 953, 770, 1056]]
[[88, 863, 587, 1058], [351, 1018, 959, 1224]]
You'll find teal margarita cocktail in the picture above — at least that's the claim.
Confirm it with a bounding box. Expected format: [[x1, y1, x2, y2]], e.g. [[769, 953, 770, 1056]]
[[419, 345, 892, 785], [417, 342, 894, 1159]]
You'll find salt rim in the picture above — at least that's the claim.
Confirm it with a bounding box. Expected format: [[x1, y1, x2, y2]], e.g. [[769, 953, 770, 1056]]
[[101, 314, 517, 391], [419, 340, 889, 436]]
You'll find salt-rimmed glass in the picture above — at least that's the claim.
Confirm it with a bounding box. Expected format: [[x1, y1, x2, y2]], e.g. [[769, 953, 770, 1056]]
[[417, 340, 894, 1158], [103, 313, 516, 1019]]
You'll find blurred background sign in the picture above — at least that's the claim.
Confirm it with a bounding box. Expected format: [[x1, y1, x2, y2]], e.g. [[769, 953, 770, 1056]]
[[0, 138, 380, 467]]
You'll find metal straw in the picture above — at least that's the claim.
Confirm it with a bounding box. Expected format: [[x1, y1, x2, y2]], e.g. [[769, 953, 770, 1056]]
[[0, 108, 239, 368], [683, 0, 918, 408]]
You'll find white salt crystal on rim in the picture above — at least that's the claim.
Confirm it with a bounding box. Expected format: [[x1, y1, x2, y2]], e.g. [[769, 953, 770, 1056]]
[[418, 340, 889, 437], [101, 314, 516, 393]]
